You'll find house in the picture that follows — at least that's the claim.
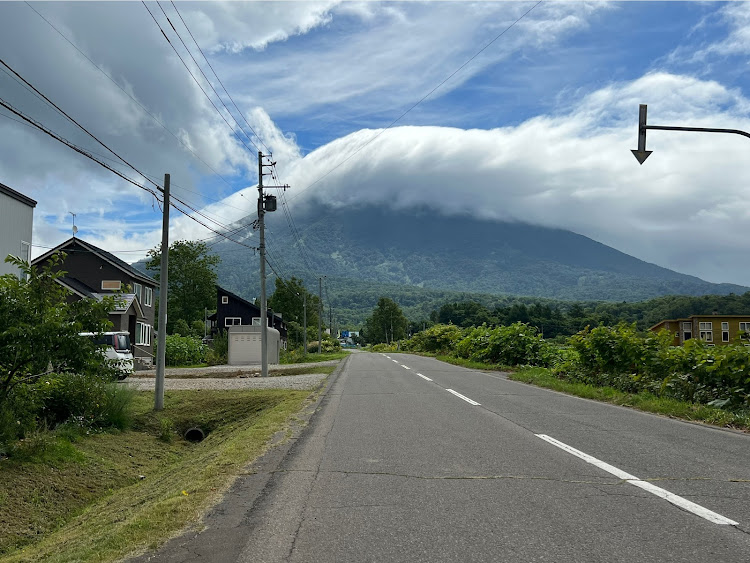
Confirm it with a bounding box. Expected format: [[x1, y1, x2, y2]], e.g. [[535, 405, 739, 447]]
[[0, 182, 36, 278], [31, 237, 157, 368], [650, 314, 750, 346], [209, 285, 287, 347]]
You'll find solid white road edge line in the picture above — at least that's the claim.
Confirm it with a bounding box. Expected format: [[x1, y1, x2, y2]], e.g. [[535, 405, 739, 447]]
[[417, 373, 432, 381], [446, 388, 481, 406], [535, 434, 739, 526]]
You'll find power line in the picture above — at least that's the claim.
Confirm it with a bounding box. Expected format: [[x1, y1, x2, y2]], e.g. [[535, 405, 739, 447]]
[[167, 0, 271, 155], [0, 56, 162, 192], [142, 1, 261, 158], [24, 0, 237, 190], [288, 0, 543, 202]]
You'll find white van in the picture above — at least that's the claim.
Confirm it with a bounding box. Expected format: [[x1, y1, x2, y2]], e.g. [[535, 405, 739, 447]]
[[80, 331, 134, 379]]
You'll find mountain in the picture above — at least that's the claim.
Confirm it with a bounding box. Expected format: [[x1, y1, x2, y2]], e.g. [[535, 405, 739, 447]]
[[209, 204, 746, 309]]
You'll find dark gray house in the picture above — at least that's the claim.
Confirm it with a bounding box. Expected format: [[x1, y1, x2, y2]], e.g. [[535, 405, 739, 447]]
[[210, 285, 287, 347], [32, 237, 157, 368]]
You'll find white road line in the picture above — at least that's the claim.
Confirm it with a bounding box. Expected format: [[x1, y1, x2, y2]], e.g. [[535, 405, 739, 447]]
[[392, 359, 399, 363], [401, 365, 411, 370], [446, 388, 481, 406], [417, 373, 432, 381], [536, 434, 739, 526]]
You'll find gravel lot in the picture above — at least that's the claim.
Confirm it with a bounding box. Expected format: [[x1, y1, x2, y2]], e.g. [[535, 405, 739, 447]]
[[124, 373, 328, 391]]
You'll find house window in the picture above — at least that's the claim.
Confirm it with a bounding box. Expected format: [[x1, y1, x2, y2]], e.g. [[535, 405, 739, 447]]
[[699, 322, 713, 330], [222, 296, 229, 304], [101, 280, 122, 290], [721, 322, 730, 342], [133, 282, 143, 301], [682, 321, 692, 341], [19, 241, 30, 280], [225, 317, 241, 327], [739, 322, 750, 332], [144, 287, 153, 307], [136, 322, 151, 346], [700, 330, 713, 342]]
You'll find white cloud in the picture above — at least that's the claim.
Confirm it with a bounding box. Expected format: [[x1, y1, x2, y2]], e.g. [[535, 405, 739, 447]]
[[276, 71, 750, 285]]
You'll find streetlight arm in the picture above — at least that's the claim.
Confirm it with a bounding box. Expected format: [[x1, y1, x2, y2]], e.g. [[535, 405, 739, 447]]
[[646, 124, 750, 140]]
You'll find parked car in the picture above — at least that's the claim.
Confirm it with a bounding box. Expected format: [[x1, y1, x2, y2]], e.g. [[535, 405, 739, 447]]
[[80, 331, 134, 379]]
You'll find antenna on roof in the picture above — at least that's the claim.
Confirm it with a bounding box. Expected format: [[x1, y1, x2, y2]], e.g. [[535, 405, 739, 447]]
[[70, 212, 77, 237]]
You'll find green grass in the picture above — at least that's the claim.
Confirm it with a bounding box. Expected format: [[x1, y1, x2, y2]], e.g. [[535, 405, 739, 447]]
[[509, 367, 750, 431], [0, 388, 314, 562], [435, 354, 509, 372], [271, 365, 336, 377], [280, 350, 350, 364]]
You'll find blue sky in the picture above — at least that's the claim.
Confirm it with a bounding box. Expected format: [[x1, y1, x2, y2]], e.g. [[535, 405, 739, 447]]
[[2, 1, 750, 286]]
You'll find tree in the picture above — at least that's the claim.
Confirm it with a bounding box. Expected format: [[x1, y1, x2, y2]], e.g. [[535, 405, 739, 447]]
[[364, 297, 408, 344], [0, 255, 115, 407], [146, 240, 220, 334], [269, 277, 320, 347]]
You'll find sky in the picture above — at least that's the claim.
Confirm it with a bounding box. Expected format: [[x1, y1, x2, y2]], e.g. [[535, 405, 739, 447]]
[[2, 1, 750, 286]]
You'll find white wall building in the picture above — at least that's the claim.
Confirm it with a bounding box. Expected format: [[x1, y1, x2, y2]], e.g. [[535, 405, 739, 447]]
[[228, 325, 281, 365], [0, 183, 36, 278]]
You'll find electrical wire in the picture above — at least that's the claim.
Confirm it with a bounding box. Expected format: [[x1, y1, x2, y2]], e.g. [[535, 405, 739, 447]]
[[23, 1, 237, 190], [168, 0, 271, 155], [142, 1, 261, 158]]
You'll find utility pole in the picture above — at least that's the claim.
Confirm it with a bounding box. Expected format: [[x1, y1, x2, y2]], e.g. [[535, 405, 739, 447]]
[[154, 173, 170, 411], [258, 152, 268, 377], [257, 151, 288, 376], [317, 276, 327, 353], [303, 291, 307, 357]]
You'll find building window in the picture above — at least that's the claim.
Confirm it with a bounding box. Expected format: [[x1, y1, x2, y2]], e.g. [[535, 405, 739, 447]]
[[723, 331, 730, 342], [682, 322, 692, 341], [699, 322, 713, 330], [740, 322, 750, 333], [101, 280, 122, 290], [136, 322, 151, 346], [225, 317, 241, 327], [721, 322, 729, 330], [144, 287, 153, 307], [700, 330, 713, 342], [132, 282, 142, 301], [222, 296, 229, 304]]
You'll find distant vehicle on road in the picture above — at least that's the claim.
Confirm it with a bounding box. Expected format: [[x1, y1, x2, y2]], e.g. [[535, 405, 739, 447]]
[[80, 331, 134, 379]]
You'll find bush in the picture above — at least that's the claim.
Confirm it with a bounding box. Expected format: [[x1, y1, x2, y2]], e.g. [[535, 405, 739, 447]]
[[407, 324, 463, 354], [32, 372, 134, 430], [172, 319, 191, 337], [206, 331, 228, 366], [160, 335, 207, 366]]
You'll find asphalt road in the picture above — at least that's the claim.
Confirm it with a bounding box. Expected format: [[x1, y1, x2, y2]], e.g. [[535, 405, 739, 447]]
[[134, 352, 750, 562]]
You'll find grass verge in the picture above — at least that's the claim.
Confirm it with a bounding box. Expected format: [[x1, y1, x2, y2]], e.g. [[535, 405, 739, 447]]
[[280, 351, 350, 364], [509, 366, 750, 432], [0, 388, 313, 562]]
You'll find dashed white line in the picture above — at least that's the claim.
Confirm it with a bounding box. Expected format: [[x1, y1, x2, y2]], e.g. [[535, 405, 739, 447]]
[[417, 373, 432, 381], [446, 388, 481, 406], [392, 359, 399, 363], [536, 434, 739, 526], [401, 365, 411, 370]]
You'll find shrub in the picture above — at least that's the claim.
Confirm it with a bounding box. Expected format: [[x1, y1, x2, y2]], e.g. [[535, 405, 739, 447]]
[[172, 319, 191, 337], [407, 324, 463, 354], [32, 372, 134, 430], [206, 331, 228, 366], [160, 335, 207, 366]]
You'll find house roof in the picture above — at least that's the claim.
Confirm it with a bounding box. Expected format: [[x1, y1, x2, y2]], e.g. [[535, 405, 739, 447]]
[[216, 284, 284, 325], [0, 182, 36, 208], [55, 276, 145, 318], [649, 314, 750, 331], [32, 237, 156, 286], [57, 276, 98, 298]]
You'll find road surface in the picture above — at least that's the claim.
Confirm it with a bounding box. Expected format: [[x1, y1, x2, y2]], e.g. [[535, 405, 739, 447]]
[[134, 351, 750, 562]]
